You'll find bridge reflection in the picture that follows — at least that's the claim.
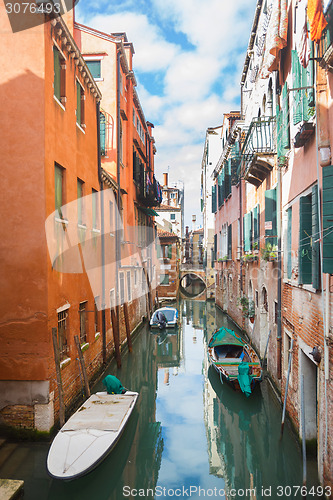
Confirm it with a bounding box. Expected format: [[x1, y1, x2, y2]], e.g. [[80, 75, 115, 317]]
[[179, 267, 206, 298]]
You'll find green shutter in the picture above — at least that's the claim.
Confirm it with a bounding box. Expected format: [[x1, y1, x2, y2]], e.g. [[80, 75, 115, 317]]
[[225, 159, 231, 198], [298, 195, 312, 284], [214, 234, 217, 261], [292, 50, 302, 125], [312, 185, 321, 289], [53, 46, 61, 101], [323, 165, 333, 274], [218, 173, 223, 208], [100, 112, 106, 155], [265, 188, 277, 246], [55, 165, 63, 216], [244, 212, 252, 252], [76, 81, 81, 125], [168, 244, 172, 259], [86, 60, 101, 79], [228, 224, 232, 259], [253, 204, 260, 245], [287, 207, 292, 279]]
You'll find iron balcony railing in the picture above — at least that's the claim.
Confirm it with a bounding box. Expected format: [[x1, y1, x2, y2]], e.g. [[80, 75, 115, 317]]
[[240, 116, 276, 177]]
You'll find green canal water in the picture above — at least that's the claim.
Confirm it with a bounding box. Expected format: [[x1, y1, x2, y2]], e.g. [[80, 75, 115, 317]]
[[0, 300, 322, 499]]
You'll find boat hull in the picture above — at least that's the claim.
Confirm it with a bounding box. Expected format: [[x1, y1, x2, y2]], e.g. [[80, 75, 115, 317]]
[[47, 391, 138, 480]]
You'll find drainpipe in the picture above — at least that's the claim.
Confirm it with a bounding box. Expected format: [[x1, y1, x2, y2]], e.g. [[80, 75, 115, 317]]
[[116, 46, 121, 311], [277, 156, 282, 379], [97, 100, 107, 366]]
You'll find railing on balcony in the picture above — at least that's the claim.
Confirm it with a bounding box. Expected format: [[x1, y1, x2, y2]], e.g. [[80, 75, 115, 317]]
[[240, 116, 276, 180]]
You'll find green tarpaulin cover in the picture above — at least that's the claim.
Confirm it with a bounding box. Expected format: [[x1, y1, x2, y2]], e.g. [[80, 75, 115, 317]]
[[209, 327, 245, 348], [238, 362, 252, 397], [102, 375, 125, 394]]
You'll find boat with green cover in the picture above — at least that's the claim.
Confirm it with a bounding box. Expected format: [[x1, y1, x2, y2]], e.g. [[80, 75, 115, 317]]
[[208, 327, 262, 397]]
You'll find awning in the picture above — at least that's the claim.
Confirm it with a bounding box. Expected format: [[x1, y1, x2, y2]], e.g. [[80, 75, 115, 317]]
[[138, 207, 159, 217]]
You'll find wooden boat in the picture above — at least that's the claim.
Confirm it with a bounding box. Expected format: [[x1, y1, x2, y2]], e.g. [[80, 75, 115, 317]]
[[150, 307, 178, 329], [208, 327, 262, 397], [47, 390, 138, 480]]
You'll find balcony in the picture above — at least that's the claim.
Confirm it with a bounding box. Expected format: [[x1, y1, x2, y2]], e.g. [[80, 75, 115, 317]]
[[319, 3, 333, 71], [240, 116, 276, 186], [135, 163, 161, 207]]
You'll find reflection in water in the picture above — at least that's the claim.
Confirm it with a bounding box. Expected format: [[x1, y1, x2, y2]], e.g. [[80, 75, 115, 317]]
[[180, 274, 206, 298], [0, 299, 320, 500]]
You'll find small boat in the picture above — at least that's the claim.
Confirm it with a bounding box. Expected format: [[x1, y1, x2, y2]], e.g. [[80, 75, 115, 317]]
[[208, 327, 262, 397], [150, 307, 178, 329], [47, 376, 138, 480]]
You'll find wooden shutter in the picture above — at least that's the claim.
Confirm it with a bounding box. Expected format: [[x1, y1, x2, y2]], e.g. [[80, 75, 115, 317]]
[[312, 185, 321, 289], [265, 188, 277, 246], [298, 195, 312, 284], [292, 50, 302, 125], [214, 234, 217, 261], [287, 207, 292, 279], [243, 212, 252, 252], [228, 224, 232, 259], [253, 204, 260, 245], [307, 42, 315, 108], [100, 112, 106, 155], [76, 81, 81, 125], [53, 47, 61, 101], [55, 165, 63, 215], [168, 244, 172, 259], [323, 165, 333, 274], [218, 173, 223, 208]]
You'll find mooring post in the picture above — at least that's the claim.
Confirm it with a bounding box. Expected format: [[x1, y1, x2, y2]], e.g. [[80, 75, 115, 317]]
[[280, 337, 294, 438], [74, 335, 91, 398], [123, 302, 133, 353], [111, 306, 122, 368], [51, 327, 65, 427], [301, 375, 307, 487]]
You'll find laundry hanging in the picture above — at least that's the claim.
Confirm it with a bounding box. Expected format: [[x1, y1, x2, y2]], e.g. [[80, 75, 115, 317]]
[[307, 0, 327, 42], [261, 0, 288, 78]]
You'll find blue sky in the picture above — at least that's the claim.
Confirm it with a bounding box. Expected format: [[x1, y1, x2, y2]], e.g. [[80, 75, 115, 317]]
[[76, 0, 257, 226]]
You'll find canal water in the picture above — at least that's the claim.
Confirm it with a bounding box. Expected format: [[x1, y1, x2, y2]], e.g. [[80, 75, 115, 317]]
[[0, 300, 321, 499]]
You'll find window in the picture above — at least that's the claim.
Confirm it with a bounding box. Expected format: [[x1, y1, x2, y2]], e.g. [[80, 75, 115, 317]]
[[298, 186, 320, 288], [274, 300, 278, 324], [212, 185, 217, 213], [255, 290, 259, 307], [291, 49, 315, 125], [100, 112, 106, 156], [94, 297, 100, 334], [228, 224, 232, 259], [265, 187, 277, 247], [127, 271, 131, 302], [160, 274, 169, 285], [119, 120, 123, 163], [53, 45, 66, 104], [243, 211, 252, 252], [134, 269, 138, 286], [55, 165, 64, 218], [252, 204, 260, 247], [76, 80, 85, 128], [79, 302, 87, 344], [170, 213, 176, 220], [161, 244, 172, 259], [262, 287, 268, 313], [77, 179, 84, 225], [277, 83, 290, 164], [57, 309, 68, 360], [110, 289, 115, 311], [119, 272, 125, 305], [92, 189, 99, 230], [86, 60, 101, 79]]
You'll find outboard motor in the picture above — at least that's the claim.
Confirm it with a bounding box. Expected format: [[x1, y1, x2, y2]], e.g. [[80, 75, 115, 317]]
[[156, 310, 167, 329]]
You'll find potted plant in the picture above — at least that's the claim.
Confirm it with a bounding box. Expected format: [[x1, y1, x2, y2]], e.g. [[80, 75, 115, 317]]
[[237, 296, 255, 319], [261, 242, 278, 261]]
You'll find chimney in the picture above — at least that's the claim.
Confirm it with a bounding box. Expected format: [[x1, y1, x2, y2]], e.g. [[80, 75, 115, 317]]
[[163, 172, 168, 188], [192, 215, 196, 232]]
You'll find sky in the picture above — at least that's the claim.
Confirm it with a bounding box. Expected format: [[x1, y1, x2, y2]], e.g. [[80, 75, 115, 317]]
[[76, 0, 258, 227]]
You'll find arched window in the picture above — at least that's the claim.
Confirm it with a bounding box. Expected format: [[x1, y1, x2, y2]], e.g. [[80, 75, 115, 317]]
[[262, 286, 268, 312]]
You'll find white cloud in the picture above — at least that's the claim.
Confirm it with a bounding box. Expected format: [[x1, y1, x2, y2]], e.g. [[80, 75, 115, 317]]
[[77, 0, 257, 225], [83, 12, 179, 72]]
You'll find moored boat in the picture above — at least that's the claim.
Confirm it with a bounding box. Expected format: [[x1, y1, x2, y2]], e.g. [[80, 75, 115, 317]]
[[208, 327, 262, 397], [150, 307, 178, 329], [47, 376, 138, 480]]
